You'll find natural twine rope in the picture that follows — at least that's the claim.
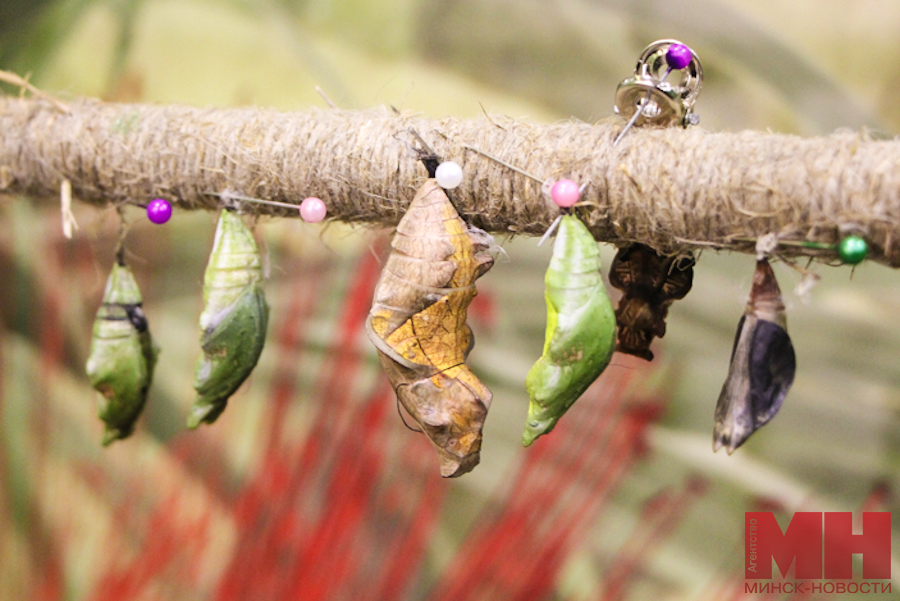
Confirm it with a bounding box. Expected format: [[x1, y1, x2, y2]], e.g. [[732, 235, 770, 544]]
[[3, 96, 900, 266]]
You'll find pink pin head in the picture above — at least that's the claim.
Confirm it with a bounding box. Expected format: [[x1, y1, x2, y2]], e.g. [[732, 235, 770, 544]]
[[550, 179, 580, 208], [299, 197, 327, 223]]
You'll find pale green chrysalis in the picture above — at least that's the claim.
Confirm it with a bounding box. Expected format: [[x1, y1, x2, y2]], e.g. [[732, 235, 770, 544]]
[[523, 215, 616, 446], [86, 261, 158, 445], [188, 209, 269, 428]]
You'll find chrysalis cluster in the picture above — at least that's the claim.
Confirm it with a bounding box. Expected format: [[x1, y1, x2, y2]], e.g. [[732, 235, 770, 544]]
[[85, 261, 158, 445], [188, 209, 269, 428], [523, 215, 616, 446], [367, 179, 495, 477], [76, 112, 864, 472], [713, 258, 796, 453]]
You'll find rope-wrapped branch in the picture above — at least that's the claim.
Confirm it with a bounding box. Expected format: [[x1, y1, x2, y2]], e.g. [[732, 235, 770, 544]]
[[2, 96, 900, 266]]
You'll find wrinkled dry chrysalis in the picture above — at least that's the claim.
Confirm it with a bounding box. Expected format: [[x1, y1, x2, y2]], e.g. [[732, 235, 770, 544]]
[[367, 179, 495, 477], [608, 243, 694, 360]]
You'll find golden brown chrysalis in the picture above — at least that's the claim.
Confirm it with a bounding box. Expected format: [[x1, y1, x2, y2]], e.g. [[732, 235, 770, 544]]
[[608, 243, 694, 361], [366, 179, 494, 477]]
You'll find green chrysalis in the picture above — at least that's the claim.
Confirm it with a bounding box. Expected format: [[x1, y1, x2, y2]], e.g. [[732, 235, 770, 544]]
[[523, 215, 616, 446], [188, 209, 269, 428], [86, 261, 158, 445]]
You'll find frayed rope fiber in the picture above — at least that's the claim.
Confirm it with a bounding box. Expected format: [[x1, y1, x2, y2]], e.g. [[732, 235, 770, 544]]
[[3, 97, 900, 266]]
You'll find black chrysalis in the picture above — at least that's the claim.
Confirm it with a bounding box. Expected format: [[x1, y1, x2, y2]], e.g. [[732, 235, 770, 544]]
[[713, 258, 796, 453]]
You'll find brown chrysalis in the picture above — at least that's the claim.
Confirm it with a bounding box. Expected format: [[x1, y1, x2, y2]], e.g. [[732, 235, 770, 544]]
[[713, 258, 796, 453], [367, 179, 495, 478], [608, 243, 694, 361]]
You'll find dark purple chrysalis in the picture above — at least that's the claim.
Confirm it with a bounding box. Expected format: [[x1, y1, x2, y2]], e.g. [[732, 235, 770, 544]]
[[713, 258, 796, 454]]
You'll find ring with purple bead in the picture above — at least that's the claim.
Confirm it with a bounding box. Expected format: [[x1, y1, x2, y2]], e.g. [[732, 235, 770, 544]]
[[146, 198, 172, 224], [613, 38, 703, 145]]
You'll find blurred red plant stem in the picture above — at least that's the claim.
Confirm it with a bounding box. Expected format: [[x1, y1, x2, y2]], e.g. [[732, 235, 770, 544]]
[[860, 480, 891, 513], [214, 244, 449, 600], [600, 477, 709, 601], [75, 240, 450, 601], [428, 356, 666, 601], [262, 257, 322, 457], [210, 254, 328, 598], [89, 492, 215, 600], [510, 404, 664, 601], [26, 221, 68, 601], [0, 210, 99, 599], [3, 216, 704, 601], [366, 444, 447, 600]]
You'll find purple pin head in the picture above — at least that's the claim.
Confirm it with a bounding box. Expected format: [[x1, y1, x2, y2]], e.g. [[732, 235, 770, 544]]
[[147, 198, 172, 224], [665, 43, 692, 70]]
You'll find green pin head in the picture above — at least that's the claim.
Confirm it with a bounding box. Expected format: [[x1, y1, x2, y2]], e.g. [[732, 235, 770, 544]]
[[838, 235, 868, 265]]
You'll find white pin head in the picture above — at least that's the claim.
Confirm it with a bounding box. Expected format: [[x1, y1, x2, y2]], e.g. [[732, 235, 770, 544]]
[[435, 161, 464, 189]]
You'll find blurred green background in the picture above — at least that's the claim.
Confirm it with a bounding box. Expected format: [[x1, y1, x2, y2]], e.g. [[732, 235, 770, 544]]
[[1, 1, 899, 599]]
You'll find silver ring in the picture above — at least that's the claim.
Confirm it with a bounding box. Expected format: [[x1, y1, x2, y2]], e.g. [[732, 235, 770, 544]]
[[614, 39, 703, 129]]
